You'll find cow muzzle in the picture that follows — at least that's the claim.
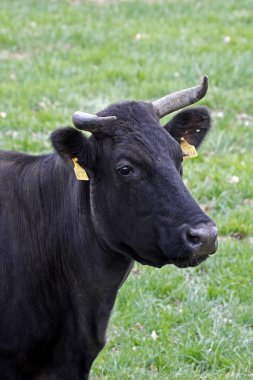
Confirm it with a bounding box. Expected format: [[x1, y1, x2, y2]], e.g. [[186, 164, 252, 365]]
[[182, 222, 218, 258], [168, 222, 218, 268]]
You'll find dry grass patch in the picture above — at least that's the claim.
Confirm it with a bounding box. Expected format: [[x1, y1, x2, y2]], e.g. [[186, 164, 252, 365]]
[[0, 50, 31, 61]]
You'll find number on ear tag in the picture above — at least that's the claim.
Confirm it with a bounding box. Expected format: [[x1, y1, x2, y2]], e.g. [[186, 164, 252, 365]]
[[72, 158, 89, 181], [180, 138, 197, 160]]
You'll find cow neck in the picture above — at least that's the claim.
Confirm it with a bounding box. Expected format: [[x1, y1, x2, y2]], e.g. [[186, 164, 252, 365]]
[[53, 154, 134, 292]]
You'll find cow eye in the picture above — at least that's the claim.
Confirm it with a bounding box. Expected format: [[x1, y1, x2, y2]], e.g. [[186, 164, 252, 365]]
[[117, 165, 134, 176]]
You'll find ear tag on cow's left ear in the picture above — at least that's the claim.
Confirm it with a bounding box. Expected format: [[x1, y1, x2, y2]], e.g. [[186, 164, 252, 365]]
[[72, 158, 89, 181], [180, 138, 197, 160]]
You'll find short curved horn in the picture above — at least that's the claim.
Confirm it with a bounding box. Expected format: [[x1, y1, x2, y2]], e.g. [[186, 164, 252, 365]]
[[72, 111, 117, 132], [152, 76, 208, 119]]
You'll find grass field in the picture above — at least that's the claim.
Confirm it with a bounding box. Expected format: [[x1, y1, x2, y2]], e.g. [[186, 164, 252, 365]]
[[0, 0, 252, 378]]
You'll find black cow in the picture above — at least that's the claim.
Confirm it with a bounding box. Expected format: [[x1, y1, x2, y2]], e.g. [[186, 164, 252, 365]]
[[0, 77, 217, 379]]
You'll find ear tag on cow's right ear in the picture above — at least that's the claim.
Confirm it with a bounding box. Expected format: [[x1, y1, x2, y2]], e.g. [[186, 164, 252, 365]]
[[180, 138, 197, 160], [72, 158, 89, 181]]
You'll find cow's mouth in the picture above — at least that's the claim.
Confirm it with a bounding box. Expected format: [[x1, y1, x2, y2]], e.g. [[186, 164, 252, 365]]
[[139, 241, 217, 268], [170, 238, 218, 268]]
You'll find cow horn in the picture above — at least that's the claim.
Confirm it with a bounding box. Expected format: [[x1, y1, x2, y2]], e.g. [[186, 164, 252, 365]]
[[152, 76, 208, 119], [72, 111, 117, 132]]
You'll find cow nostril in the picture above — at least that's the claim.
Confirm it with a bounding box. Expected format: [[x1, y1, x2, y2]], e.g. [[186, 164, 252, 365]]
[[182, 223, 218, 255], [186, 230, 202, 246]]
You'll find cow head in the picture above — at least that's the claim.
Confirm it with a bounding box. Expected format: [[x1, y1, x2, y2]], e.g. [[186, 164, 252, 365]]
[[52, 77, 218, 268]]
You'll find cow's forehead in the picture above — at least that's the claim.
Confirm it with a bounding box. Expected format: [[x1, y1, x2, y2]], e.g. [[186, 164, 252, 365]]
[[97, 101, 181, 162], [98, 101, 159, 128]]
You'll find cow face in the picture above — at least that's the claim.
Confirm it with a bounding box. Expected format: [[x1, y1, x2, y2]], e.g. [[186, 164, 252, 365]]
[[52, 101, 217, 269]]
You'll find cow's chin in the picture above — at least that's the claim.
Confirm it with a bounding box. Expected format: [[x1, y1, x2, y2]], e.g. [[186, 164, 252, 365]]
[[136, 254, 209, 269], [132, 247, 211, 269], [171, 255, 209, 268]]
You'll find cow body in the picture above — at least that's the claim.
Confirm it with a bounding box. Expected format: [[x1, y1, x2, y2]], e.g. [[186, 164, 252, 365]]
[[0, 151, 133, 379], [0, 98, 218, 379]]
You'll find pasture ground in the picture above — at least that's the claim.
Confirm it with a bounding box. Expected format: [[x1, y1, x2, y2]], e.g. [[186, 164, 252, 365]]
[[0, 0, 252, 378]]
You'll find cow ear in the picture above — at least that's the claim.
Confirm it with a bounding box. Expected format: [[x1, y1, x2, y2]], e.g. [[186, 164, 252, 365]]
[[163, 106, 211, 149], [51, 127, 94, 170]]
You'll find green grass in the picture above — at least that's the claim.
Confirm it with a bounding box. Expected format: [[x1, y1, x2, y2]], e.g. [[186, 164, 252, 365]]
[[0, 0, 252, 378]]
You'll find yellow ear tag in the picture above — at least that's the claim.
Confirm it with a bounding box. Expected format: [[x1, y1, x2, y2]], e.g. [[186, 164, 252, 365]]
[[180, 138, 197, 160], [72, 158, 89, 181]]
